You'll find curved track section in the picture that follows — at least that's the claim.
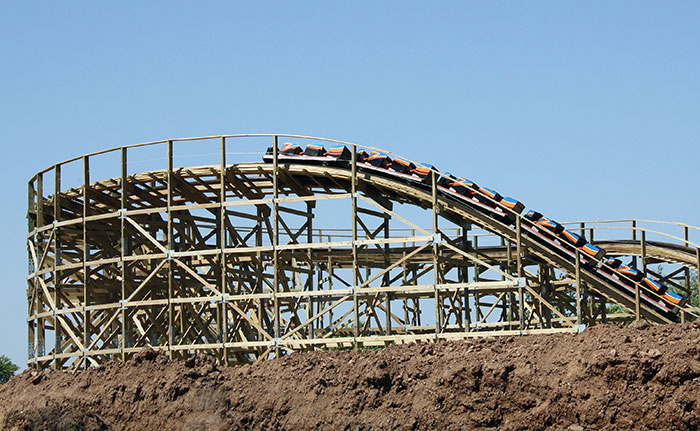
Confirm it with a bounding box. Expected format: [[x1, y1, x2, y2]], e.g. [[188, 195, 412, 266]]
[[25, 135, 700, 369]]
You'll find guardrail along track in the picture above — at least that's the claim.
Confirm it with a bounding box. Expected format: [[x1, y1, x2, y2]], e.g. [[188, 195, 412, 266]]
[[26, 135, 700, 370]]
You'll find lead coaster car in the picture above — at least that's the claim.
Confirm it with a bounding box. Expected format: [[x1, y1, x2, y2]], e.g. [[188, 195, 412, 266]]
[[264, 143, 303, 156], [263, 143, 306, 163]]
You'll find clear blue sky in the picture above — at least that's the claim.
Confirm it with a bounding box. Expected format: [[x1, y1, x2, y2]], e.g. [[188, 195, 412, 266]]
[[2, 2, 699, 369]]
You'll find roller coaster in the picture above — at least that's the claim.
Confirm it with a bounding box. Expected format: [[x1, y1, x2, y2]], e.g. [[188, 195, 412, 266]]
[[26, 134, 700, 370]]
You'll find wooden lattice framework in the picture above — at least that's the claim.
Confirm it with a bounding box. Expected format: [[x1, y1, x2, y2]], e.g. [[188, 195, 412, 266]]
[[26, 134, 700, 370]]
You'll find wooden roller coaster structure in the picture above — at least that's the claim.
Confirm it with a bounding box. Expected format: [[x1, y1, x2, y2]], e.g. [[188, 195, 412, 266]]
[[26, 134, 700, 370]]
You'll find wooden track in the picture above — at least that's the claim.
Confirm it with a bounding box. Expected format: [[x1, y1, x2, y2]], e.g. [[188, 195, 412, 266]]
[[25, 135, 700, 370]]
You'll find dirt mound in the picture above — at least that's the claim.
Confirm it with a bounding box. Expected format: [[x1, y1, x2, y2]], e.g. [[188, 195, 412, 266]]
[[3, 322, 700, 431]]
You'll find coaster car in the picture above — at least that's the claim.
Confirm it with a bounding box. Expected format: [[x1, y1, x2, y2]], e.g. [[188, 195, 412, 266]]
[[364, 152, 392, 168], [327, 146, 353, 160], [662, 290, 687, 307], [437, 173, 455, 188], [390, 158, 416, 174], [537, 217, 565, 235], [559, 229, 587, 248], [499, 197, 525, 214], [604, 258, 622, 269], [446, 176, 478, 198], [580, 243, 606, 260], [264, 143, 304, 162], [524, 210, 542, 221], [410, 164, 437, 184], [478, 187, 502, 202], [524, 211, 565, 235], [641, 277, 667, 295], [614, 264, 645, 283], [304, 144, 327, 157], [279, 143, 303, 155]]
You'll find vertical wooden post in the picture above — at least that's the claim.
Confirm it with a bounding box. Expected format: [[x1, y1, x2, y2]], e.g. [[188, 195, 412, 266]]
[[473, 235, 481, 322], [516, 216, 524, 330], [37, 174, 44, 229], [431, 170, 441, 337], [27, 180, 35, 366], [461, 223, 471, 332], [219, 136, 228, 365], [351, 144, 359, 347], [36, 173, 44, 368], [120, 147, 127, 361], [575, 249, 582, 326], [167, 140, 174, 358], [683, 227, 691, 302], [307, 202, 314, 341], [82, 156, 90, 369], [384, 215, 391, 336], [696, 247, 700, 309], [640, 230, 647, 273], [506, 237, 513, 327], [256, 207, 264, 342], [272, 136, 281, 358], [631, 220, 638, 268], [53, 165, 61, 370]]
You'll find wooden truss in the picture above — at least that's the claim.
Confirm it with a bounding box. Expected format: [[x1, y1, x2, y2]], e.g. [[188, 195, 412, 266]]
[[25, 135, 700, 370]]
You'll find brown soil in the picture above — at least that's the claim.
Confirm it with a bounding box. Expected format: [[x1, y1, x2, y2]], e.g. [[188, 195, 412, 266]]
[[2, 322, 700, 431]]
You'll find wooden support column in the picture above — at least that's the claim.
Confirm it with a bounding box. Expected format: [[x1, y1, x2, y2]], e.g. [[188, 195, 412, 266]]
[[473, 235, 481, 323], [120, 147, 127, 361], [631, 220, 638, 268], [462, 223, 471, 332], [219, 136, 228, 365], [82, 156, 90, 370], [256, 206, 264, 342], [384, 214, 391, 336], [306, 201, 314, 341], [431, 171, 441, 336], [27, 180, 36, 366], [696, 247, 700, 308], [516, 216, 524, 330], [575, 249, 582, 326], [53, 165, 61, 370], [683, 227, 691, 301], [351, 144, 359, 347], [36, 173, 44, 368], [272, 136, 281, 358], [167, 140, 174, 358], [640, 230, 647, 273]]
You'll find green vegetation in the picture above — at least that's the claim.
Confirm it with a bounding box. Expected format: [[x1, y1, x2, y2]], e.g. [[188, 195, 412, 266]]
[[0, 355, 19, 384]]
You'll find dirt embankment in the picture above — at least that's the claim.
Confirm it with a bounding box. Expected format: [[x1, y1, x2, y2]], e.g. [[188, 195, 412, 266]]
[[2, 321, 700, 431]]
